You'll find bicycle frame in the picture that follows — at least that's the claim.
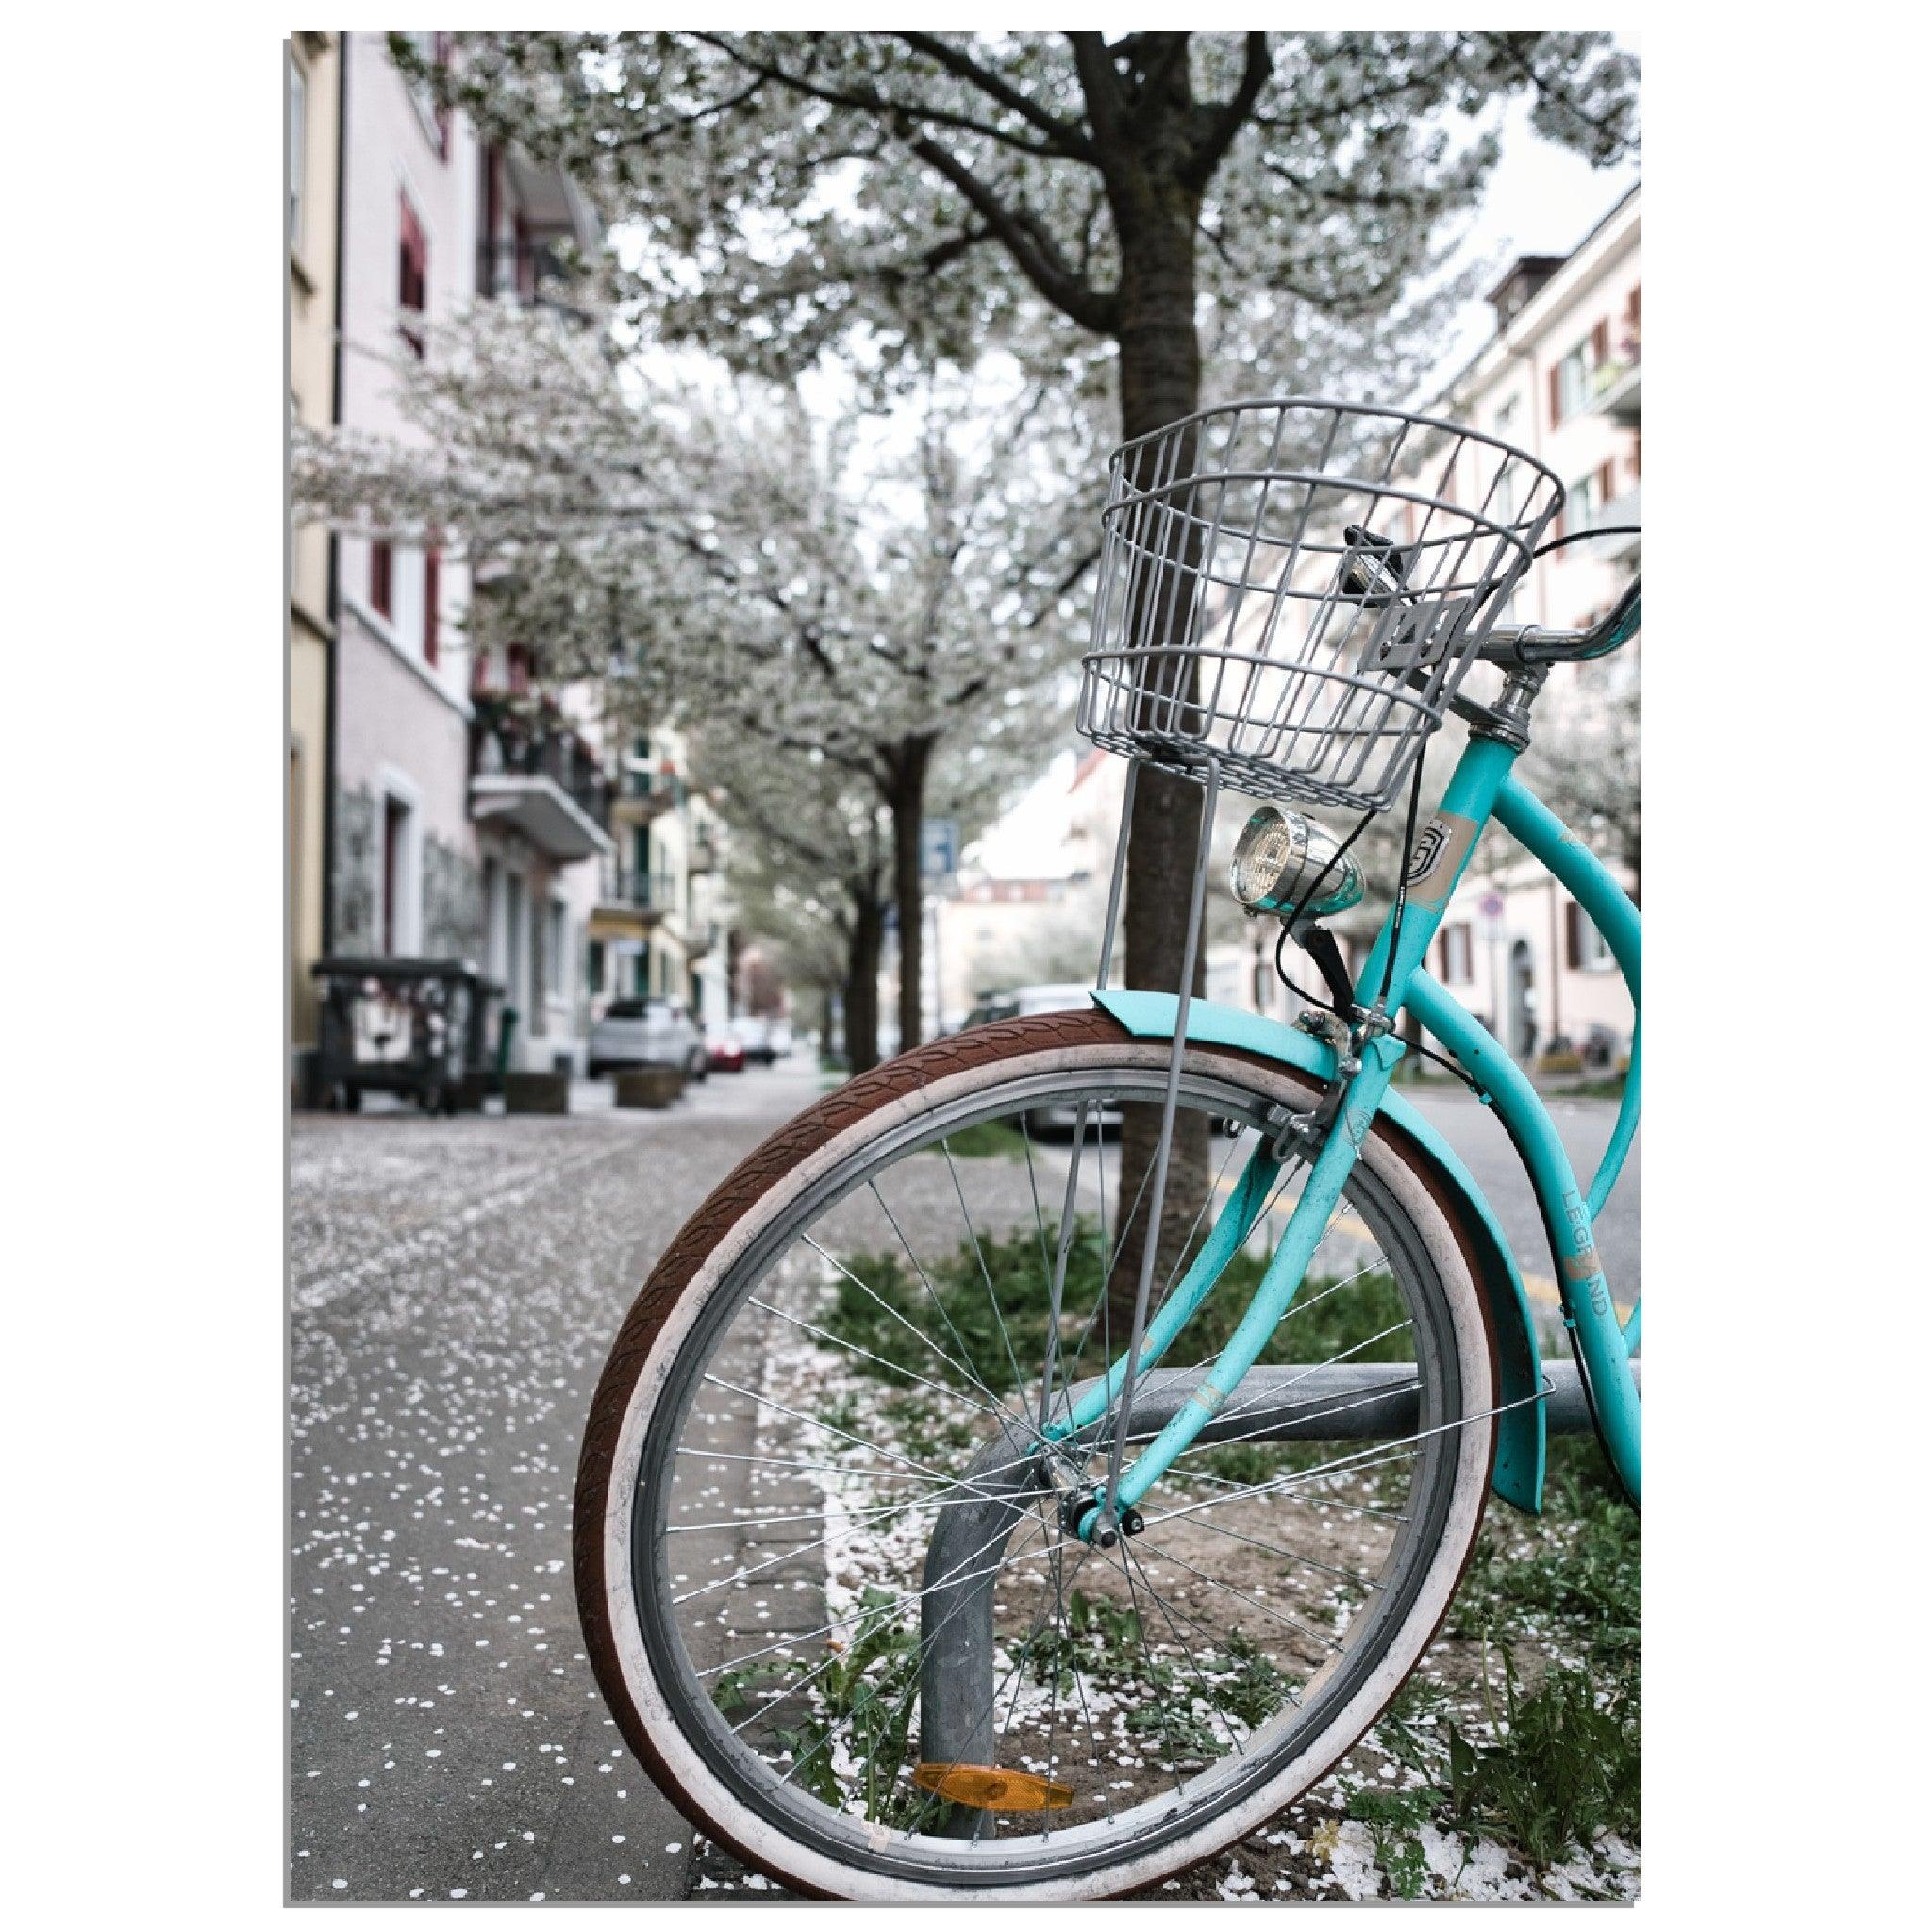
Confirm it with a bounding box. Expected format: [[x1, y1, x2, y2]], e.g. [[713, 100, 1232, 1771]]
[[1057, 729, 1642, 1519]]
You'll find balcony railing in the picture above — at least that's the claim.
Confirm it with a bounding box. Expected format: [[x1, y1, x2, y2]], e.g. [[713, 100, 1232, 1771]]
[[468, 696, 611, 862], [1591, 347, 1641, 426], [610, 763, 686, 820], [599, 863, 677, 913]]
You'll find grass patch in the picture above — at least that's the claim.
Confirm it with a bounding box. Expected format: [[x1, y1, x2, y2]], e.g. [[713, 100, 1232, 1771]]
[[1555, 1075, 1628, 1102], [1343, 1436, 1641, 1887], [1448, 1436, 1640, 1662], [825, 1216, 1413, 1407], [1443, 1653, 1641, 1872], [934, 1118, 1030, 1160]]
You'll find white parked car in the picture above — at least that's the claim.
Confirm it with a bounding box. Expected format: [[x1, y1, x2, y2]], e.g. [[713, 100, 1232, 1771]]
[[734, 1015, 793, 1066], [588, 997, 708, 1082]]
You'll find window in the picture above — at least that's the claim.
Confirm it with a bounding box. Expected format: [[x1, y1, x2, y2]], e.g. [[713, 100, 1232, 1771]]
[[1549, 318, 1612, 425], [380, 795, 411, 955], [288, 57, 307, 249], [423, 547, 441, 665], [545, 900, 569, 1003], [369, 540, 392, 619], [1438, 922, 1474, 985], [587, 941, 606, 997], [1564, 901, 1615, 973], [1551, 461, 1617, 551], [398, 193, 427, 356], [384, 545, 424, 654]]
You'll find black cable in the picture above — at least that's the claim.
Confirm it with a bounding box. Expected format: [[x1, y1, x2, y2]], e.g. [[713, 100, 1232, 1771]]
[[1377, 750, 1429, 1009], [1533, 525, 1641, 560], [1270, 924, 1480, 1093]]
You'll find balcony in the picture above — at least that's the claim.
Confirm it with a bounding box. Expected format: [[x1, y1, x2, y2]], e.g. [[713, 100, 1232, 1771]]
[[468, 697, 613, 864], [680, 919, 721, 961], [1591, 353, 1641, 426], [1582, 482, 1641, 561], [688, 827, 720, 874], [609, 763, 687, 824], [597, 863, 676, 920]]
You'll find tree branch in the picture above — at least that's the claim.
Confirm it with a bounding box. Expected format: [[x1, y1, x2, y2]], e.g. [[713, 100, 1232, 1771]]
[[1067, 31, 1128, 148], [692, 32, 1065, 158], [904, 131, 1117, 332], [1181, 31, 1271, 191], [891, 32, 1093, 157]]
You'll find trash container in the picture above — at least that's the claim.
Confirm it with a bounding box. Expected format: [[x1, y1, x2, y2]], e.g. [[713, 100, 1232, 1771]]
[[311, 958, 503, 1115]]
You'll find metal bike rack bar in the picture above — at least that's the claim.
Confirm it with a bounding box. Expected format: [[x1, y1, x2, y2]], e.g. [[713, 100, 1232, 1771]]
[[916, 1358, 1636, 1811]]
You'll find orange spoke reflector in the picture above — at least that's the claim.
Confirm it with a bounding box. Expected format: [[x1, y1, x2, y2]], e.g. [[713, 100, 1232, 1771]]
[[912, 1762, 1074, 1812]]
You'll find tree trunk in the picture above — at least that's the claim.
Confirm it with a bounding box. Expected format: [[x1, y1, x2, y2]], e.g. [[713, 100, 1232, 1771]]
[[1105, 203, 1213, 1333], [887, 734, 937, 1060], [844, 891, 883, 1074]]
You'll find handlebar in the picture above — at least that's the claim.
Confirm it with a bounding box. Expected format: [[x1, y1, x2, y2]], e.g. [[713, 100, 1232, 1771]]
[[1479, 576, 1641, 667]]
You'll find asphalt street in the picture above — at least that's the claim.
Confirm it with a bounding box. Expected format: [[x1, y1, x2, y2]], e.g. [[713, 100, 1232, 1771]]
[[288, 1052, 1638, 1901], [289, 1061, 823, 1904]]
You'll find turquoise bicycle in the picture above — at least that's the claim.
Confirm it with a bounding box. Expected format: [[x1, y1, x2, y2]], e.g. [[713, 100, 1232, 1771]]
[[575, 398, 1641, 1897]]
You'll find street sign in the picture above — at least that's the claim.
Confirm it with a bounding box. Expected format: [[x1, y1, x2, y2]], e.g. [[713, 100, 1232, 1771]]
[[1478, 891, 1506, 920], [920, 817, 959, 881]]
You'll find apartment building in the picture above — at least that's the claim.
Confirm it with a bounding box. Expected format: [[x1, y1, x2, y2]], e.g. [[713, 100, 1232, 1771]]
[[288, 33, 341, 1092], [585, 724, 731, 1028], [1424, 182, 1641, 1067], [327, 32, 609, 1072]]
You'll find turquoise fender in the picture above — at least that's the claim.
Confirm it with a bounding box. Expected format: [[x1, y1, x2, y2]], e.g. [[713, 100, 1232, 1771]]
[[1092, 989, 1546, 1513]]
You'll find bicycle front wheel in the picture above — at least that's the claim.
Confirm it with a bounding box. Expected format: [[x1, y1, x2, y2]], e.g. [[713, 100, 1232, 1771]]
[[575, 1010, 1497, 1899]]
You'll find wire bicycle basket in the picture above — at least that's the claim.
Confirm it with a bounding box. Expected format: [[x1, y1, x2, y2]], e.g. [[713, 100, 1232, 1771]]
[[1076, 398, 1564, 812]]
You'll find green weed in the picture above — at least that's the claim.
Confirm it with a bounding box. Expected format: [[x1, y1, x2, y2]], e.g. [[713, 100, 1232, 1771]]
[[1442, 1651, 1641, 1870]]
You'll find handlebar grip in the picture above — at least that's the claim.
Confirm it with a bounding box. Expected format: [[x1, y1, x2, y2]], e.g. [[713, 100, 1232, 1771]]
[[1480, 575, 1641, 665]]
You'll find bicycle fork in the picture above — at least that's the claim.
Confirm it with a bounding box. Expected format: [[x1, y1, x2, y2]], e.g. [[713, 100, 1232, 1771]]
[[1048, 1030, 1405, 1541]]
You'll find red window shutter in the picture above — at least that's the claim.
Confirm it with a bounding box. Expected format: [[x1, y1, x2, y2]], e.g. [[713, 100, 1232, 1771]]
[[508, 643, 531, 695], [1591, 318, 1609, 364], [1551, 507, 1566, 548], [423, 548, 441, 664], [1626, 283, 1641, 325], [1564, 901, 1583, 970], [370, 540, 392, 618], [1597, 459, 1616, 504], [1548, 363, 1562, 425]]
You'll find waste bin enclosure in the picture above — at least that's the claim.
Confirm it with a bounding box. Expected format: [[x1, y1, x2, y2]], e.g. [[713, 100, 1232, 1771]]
[[311, 957, 502, 1113]]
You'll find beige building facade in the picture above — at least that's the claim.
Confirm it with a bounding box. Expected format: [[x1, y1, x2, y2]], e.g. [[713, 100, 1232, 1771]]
[[288, 33, 341, 1085]]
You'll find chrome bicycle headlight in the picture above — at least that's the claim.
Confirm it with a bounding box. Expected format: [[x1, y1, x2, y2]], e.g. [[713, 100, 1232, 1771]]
[[1229, 805, 1365, 920]]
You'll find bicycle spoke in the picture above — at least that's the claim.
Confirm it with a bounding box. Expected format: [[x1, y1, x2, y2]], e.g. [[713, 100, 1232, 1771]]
[[803, 1227, 1018, 1424], [941, 1137, 1039, 1427], [747, 1295, 1011, 1427]]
